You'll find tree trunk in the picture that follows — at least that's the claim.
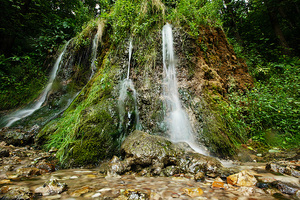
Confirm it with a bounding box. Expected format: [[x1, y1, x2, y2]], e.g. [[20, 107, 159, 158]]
[[265, 0, 290, 55]]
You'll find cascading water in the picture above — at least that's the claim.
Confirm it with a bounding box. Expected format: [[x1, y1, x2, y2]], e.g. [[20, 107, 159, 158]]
[[1, 40, 71, 127], [89, 33, 99, 79], [118, 39, 140, 141], [162, 23, 207, 155], [90, 21, 104, 80]]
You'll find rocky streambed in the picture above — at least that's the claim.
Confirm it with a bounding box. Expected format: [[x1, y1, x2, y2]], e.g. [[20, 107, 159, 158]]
[[0, 131, 299, 200]]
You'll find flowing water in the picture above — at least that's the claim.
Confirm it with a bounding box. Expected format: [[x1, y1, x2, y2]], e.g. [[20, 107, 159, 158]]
[[1, 40, 71, 128], [118, 39, 140, 141], [89, 32, 99, 80], [162, 23, 207, 155]]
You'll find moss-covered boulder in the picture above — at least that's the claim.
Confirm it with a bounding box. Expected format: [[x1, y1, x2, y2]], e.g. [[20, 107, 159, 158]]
[[105, 130, 222, 176]]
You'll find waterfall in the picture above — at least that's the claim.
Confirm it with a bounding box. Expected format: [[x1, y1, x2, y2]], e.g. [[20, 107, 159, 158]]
[[127, 39, 133, 80], [118, 39, 140, 141], [2, 40, 71, 128], [89, 33, 99, 79], [90, 20, 104, 80], [162, 23, 206, 155]]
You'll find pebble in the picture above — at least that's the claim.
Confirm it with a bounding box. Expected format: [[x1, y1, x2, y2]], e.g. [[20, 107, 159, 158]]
[[182, 187, 204, 197], [97, 188, 112, 192], [212, 181, 226, 189], [44, 194, 61, 199], [91, 192, 101, 198], [70, 186, 91, 197]]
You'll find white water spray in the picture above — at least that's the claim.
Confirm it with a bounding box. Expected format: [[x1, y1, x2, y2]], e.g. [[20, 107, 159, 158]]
[[3, 40, 71, 127], [118, 39, 140, 134], [162, 23, 207, 155]]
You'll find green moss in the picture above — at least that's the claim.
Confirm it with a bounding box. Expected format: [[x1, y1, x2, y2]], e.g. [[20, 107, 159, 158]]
[[68, 131, 114, 167]]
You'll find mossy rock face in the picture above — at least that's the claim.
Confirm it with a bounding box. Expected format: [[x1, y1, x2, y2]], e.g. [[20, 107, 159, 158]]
[[40, 21, 254, 167], [67, 102, 118, 167], [68, 136, 113, 167]]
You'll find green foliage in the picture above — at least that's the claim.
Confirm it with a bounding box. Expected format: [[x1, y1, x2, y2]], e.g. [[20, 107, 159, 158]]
[[105, 0, 223, 46], [0, 54, 47, 110], [167, 0, 223, 37], [0, 0, 99, 111], [223, 56, 300, 148], [73, 19, 99, 51], [222, 0, 300, 57], [107, 0, 165, 45]]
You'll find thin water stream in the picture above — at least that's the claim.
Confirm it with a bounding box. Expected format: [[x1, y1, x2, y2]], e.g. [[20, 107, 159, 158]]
[[1, 40, 71, 128]]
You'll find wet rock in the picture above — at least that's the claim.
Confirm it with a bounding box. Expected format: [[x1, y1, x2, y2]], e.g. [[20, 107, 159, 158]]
[[35, 160, 56, 173], [123, 189, 149, 200], [3, 165, 15, 171], [108, 156, 128, 175], [0, 148, 9, 157], [257, 176, 277, 183], [266, 162, 300, 178], [256, 182, 271, 189], [227, 170, 257, 187], [11, 150, 27, 157], [0, 180, 11, 185], [0, 127, 35, 146], [121, 131, 182, 166], [16, 167, 41, 177], [98, 161, 109, 174], [35, 179, 67, 196], [216, 167, 239, 179], [0, 185, 32, 200], [212, 181, 226, 189], [182, 187, 203, 197], [194, 171, 205, 182], [171, 193, 180, 198], [116, 130, 222, 176], [272, 181, 299, 195], [92, 193, 101, 198], [137, 168, 150, 176], [237, 186, 255, 196], [70, 186, 91, 197]]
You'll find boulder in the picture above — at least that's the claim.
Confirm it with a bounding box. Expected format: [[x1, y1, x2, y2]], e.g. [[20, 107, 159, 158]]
[[105, 130, 222, 176]]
